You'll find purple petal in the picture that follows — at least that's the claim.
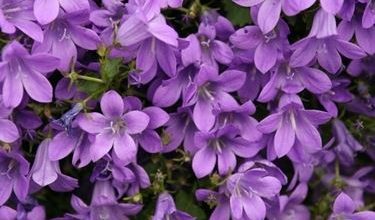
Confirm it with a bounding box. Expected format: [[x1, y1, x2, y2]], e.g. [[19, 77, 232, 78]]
[[123, 111, 150, 134], [91, 132, 114, 161], [148, 15, 178, 47], [233, 0, 264, 7], [333, 192, 355, 214], [24, 54, 59, 73], [211, 40, 234, 64], [33, 0, 59, 25], [216, 70, 246, 92], [230, 26, 263, 49], [70, 26, 100, 50], [100, 90, 124, 118], [3, 70, 23, 108], [295, 113, 322, 153], [0, 176, 12, 205], [257, 112, 282, 133], [153, 77, 182, 107], [296, 67, 332, 94], [317, 42, 342, 73], [78, 113, 107, 133], [257, 0, 282, 34], [49, 132, 76, 161], [156, 41, 176, 77], [193, 99, 215, 132], [0, 119, 19, 143], [114, 133, 137, 164], [143, 107, 170, 129], [22, 69, 52, 103], [12, 20, 43, 42], [356, 26, 375, 55], [32, 140, 58, 186], [118, 14, 150, 46], [52, 38, 77, 72], [362, 1, 375, 28], [192, 147, 216, 178], [217, 148, 236, 175], [274, 114, 295, 157], [320, 0, 344, 14], [336, 39, 366, 59], [254, 42, 277, 73], [243, 195, 266, 220]]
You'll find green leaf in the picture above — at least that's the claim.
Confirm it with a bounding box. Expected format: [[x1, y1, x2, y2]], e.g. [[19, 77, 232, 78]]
[[100, 57, 123, 82], [222, 0, 251, 26], [76, 79, 105, 96], [175, 190, 207, 220]]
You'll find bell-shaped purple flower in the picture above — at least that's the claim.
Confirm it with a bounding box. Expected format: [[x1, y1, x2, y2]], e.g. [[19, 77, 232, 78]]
[[152, 192, 195, 220], [183, 65, 246, 131], [257, 94, 331, 157], [78, 90, 150, 164], [0, 41, 59, 108], [192, 125, 262, 178], [30, 139, 78, 192]]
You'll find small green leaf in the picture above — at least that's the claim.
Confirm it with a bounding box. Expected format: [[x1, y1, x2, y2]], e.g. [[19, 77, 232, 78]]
[[223, 0, 251, 26], [100, 57, 123, 82]]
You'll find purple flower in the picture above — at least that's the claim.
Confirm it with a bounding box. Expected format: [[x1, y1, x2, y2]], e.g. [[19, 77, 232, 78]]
[[232, 0, 314, 33], [121, 96, 170, 153], [230, 21, 290, 73], [0, 0, 43, 42], [183, 65, 246, 131], [257, 94, 331, 157], [290, 35, 366, 74], [0, 116, 19, 144], [0, 41, 59, 108], [329, 192, 375, 220], [117, 11, 179, 83], [161, 107, 199, 153], [257, 58, 332, 102], [90, 0, 126, 45], [32, 10, 100, 71], [0, 150, 29, 205], [192, 125, 262, 178], [33, 0, 90, 25], [360, 0, 375, 28], [338, 14, 375, 55], [31, 139, 78, 192], [78, 90, 150, 164], [197, 161, 284, 220], [153, 192, 195, 220], [66, 180, 142, 219]]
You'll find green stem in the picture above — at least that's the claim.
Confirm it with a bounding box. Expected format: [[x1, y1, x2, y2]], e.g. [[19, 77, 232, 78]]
[[76, 75, 105, 84]]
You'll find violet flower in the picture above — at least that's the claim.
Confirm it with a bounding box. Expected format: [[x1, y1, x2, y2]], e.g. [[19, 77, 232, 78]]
[[117, 11, 179, 83], [329, 192, 375, 220], [230, 20, 290, 73], [257, 58, 332, 102], [0, 41, 59, 108], [66, 180, 142, 219], [78, 90, 150, 164], [152, 192, 195, 220], [192, 125, 262, 178], [0, 0, 43, 42], [232, 0, 314, 33], [90, 0, 126, 45], [0, 150, 30, 205], [332, 119, 363, 166], [183, 65, 246, 131], [257, 94, 331, 157], [32, 10, 100, 72]]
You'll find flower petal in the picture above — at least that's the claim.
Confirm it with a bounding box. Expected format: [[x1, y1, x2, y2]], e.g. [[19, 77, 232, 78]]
[[123, 111, 150, 134], [192, 147, 216, 178], [100, 90, 124, 118], [33, 0, 59, 25]]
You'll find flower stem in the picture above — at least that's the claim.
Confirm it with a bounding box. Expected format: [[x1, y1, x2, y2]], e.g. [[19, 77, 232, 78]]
[[76, 75, 105, 84]]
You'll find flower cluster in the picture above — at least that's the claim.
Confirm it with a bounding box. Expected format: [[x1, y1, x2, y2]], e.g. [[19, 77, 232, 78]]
[[0, 0, 374, 219]]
